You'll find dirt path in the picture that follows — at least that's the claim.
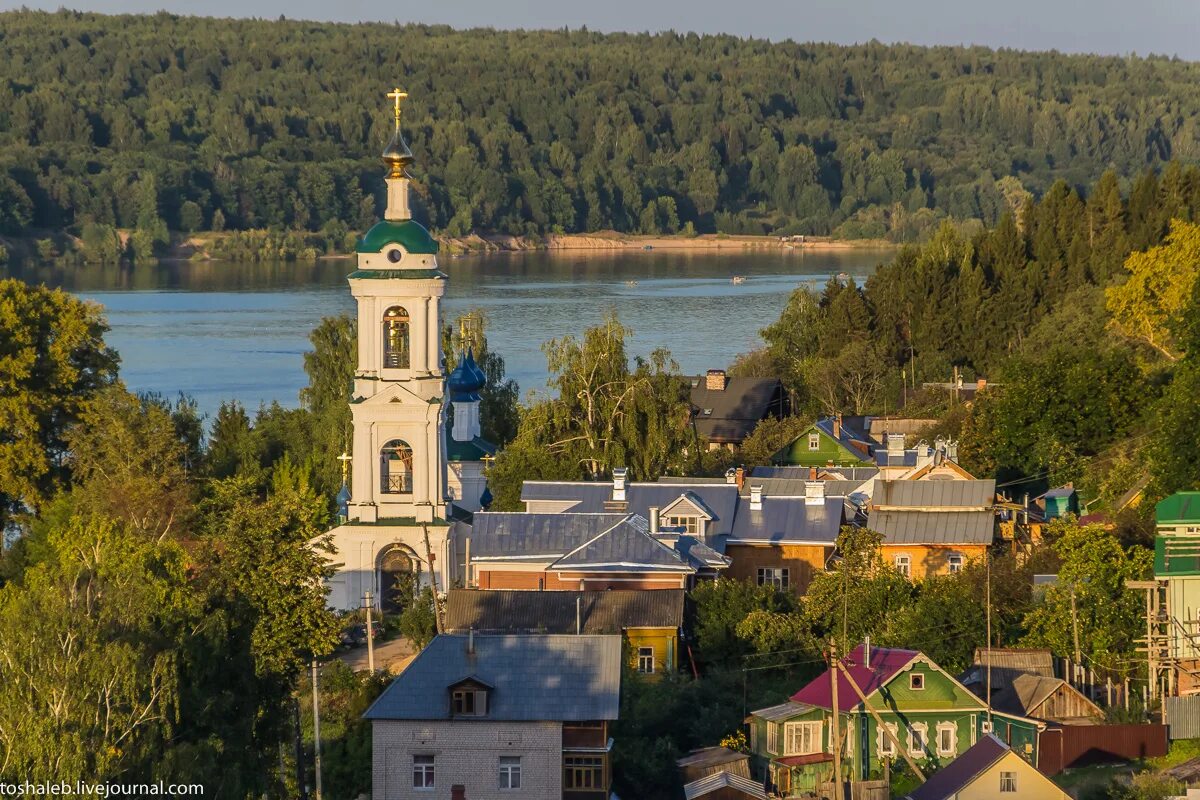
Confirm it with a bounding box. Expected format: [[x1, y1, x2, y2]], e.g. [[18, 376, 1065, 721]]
[[335, 636, 416, 674]]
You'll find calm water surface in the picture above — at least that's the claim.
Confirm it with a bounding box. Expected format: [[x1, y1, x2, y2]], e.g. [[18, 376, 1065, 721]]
[[10, 248, 889, 418]]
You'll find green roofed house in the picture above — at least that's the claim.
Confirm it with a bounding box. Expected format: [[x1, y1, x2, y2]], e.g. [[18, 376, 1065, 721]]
[[772, 415, 875, 468], [1156, 492, 1200, 693], [745, 644, 1043, 797]]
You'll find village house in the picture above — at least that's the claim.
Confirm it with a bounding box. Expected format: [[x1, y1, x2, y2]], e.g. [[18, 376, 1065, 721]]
[[959, 648, 1103, 725], [365, 633, 621, 800], [744, 644, 1043, 796], [867, 479, 998, 580], [867, 417, 937, 447], [1155, 492, 1200, 694], [904, 733, 1069, 800], [444, 588, 686, 676], [677, 747, 766, 800], [690, 369, 786, 450], [461, 511, 728, 591], [771, 415, 876, 468]]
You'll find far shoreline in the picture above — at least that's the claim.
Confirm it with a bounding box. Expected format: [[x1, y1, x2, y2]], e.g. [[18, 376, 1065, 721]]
[[439, 230, 895, 257]]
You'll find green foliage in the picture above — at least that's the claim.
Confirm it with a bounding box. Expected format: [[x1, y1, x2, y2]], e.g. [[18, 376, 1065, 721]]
[[398, 587, 438, 651], [443, 310, 520, 447], [299, 662, 389, 800], [690, 577, 797, 666], [4, 12, 1200, 243], [1107, 220, 1200, 360], [300, 315, 356, 496], [0, 279, 118, 527]]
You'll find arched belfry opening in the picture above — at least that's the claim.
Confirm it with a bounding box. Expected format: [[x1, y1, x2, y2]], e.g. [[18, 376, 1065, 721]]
[[383, 306, 410, 368], [377, 543, 421, 613], [380, 439, 414, 494]]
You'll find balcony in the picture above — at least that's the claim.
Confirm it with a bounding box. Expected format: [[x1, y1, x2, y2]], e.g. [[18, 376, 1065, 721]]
[[381, 473, 412, 494]]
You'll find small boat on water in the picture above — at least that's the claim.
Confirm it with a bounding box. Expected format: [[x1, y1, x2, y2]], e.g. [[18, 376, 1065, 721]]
[[642, 245, 654, 250], [731, 275, 746, 285], [836, 272, 850, 281], [625, 280, 639, 287]]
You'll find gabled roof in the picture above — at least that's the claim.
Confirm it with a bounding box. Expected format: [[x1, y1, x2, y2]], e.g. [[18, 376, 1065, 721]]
[[750, 466, 880, 482], [550, 516, 693, 572], [905, 735, 1011, 800], [749, 701, 817, 722], [728, 496, 844, 545], [520, 481, 740, 534], [683, 771, 768, 800], [870, 509, 996, 545], [689, 375, 783, 443], [444, 589, 685, 634], [791, 645, 919, 714], [813, 417, 875, 453], [468, 513, 629, 559], [675, 535, 732, 569], [972, 648, 1055, 677], [677, 746, 749, 771], [1158, 492, 1200, 525], [364, 634, 621, 721], [872, 479, 996, 509]]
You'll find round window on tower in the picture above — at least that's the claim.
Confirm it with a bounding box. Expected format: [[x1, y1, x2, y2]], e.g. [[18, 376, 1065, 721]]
[[387, 248, 403, 263]]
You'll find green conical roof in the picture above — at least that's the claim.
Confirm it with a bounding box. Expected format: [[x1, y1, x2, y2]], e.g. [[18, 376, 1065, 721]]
[[356, 219, 439, 255]]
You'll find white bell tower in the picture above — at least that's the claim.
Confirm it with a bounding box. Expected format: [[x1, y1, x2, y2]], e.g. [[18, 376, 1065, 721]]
[[345, 88, 447, 525]]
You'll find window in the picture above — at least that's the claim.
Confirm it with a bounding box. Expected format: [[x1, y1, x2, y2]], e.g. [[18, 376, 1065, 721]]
[[894, 555, 911, 578], [877, 722, 898, 757], [382, 306, 411, 369], [766, 722, 779, 754], [749, 723, 758, 751], [452, 688, 486, 716], [936, 722, 957, 757], [380, 440, 414, 494], [413, 755, 434, 789], [666, 516, 699, 535], [808, 432, 821, 451], [783, 721, 822, 756], [948, 553, 964, 573], [1000, 771, 1017, 793], [564, 756, 604, 790], [908, 723, 928, 757], [909, 673, 925, 691], [499, 756, 521, 790], [757, 567, 789, 590], [636, 646, 656, 674]]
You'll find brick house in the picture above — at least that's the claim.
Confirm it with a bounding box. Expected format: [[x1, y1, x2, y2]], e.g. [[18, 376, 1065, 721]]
[[365, 633, 621, 800]]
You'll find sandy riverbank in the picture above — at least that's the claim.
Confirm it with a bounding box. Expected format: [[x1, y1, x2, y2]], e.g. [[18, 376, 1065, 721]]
[[440, 231, 892, 255]]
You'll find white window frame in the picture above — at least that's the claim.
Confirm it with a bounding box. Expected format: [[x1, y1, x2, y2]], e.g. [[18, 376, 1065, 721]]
[[757, 567, 789, 590], [909, 672, 925, 691], [666, 515, 700, 534], [499, 756, 521, 790], [894, 554, 911, 578], [936, 722, 957, 757], [1000, 771, 1017, 793], [637, 646, 655, 674], [947, 553, 964, 573], [783, 721, 823, 756], [908, 723, 928, 758], [808, 432, 821, 451], [877, 722, 898, 758], [413, 754, 435, 790], [749, 722, 758, 751], [766, 721, 779, 755]]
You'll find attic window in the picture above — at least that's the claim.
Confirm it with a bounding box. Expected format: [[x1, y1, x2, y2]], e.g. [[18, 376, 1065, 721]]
[[808, 433, 820, 451], [909, 673, 925, 691], [452, 688, 487, 716], [702, 408, 713, 416]]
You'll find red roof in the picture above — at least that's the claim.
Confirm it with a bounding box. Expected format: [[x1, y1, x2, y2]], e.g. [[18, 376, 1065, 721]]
[[776, 753, 833, 767], [791, 645, 917, 713]]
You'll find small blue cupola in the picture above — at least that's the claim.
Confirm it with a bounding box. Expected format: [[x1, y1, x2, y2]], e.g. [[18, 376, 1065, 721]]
[[448, 347, 486, 402]]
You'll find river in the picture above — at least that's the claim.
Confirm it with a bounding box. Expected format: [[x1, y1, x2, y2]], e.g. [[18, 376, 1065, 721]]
[[8, 248, 889, 418]]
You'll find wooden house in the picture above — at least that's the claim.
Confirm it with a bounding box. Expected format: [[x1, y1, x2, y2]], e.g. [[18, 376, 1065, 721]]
[[771, 415, 875, 468], [690, 370, 786, 451], [905, 733, 1069, 800], [444, 588, 686, 676], [867, 479, 997, 580], [959, 648, 1103, 725], [745, 644, 1043, 796]]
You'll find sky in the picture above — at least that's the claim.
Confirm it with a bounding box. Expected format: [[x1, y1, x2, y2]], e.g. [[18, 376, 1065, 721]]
[[9, 0, 1200, 60]]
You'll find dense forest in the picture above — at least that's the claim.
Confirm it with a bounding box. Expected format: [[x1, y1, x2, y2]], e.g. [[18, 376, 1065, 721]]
[[2, 9, 1200, 257]]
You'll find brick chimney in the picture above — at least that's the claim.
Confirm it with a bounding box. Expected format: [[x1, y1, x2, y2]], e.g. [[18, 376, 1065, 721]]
[[451, 786, 466, 800], [809, 466, 818, 480], [833, 413, 843, 440], [706, 369, 727, 391], [735, 466, 745, 490]]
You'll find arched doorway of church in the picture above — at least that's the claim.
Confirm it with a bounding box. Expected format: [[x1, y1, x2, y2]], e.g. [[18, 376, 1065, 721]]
[[377, 544, 421, 613]]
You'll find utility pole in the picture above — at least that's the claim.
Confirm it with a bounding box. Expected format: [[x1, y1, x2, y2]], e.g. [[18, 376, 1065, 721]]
[[311, 660, 323, 800], [836, 660, 925, 782], [829, 641, 842, 800], [364, 590, 376, 673], [986, 554, 993, 728], [1127, 580, 1161, 701], [1070, 588, 1082, 687], [293, 697, 308, 800]]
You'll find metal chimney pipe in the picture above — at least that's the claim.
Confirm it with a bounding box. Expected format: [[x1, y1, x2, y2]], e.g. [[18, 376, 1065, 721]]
[[468, 628, 475, 654], [576, 597, 582, 635]]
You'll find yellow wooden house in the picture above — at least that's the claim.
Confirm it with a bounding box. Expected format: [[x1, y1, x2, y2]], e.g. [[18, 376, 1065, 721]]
[[905, 734, 1069, 800]]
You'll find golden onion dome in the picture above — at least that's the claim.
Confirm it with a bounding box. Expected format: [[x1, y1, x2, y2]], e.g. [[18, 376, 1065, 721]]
[[382, 127, 414, 177]]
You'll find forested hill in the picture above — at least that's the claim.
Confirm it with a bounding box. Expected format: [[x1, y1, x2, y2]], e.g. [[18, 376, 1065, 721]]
[[1, 9, 1200, 245]]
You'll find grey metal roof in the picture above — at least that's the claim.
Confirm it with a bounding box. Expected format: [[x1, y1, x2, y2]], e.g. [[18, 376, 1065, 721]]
[[469, 513, 629, 558], [444, 589, 685, 634], [521, 481, 740, 535], [870, 509, 996, 544], [872, 479, 996, 509], [364, 634, 621, 721], [675, 535, 731, 568], [729, 496, 844, 545], [972, 648, 1055, 677], [677, 747, 749, 771], [684, 772, 768, 800], [552, 516, 692, 571], [749, 701, 816, 722], [740, 478, 866, 498], [875, 450, 918, 467], [750, 466, 880, 482]]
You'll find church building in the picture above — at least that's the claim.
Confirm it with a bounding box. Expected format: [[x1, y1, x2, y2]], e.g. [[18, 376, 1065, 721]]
[[323, 90, 493, 612]]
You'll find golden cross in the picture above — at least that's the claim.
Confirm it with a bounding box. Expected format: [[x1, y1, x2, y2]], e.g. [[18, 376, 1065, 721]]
[[337, 451, 352, 484], [459, 313, 476, 346], [386, 87, 408, 131]]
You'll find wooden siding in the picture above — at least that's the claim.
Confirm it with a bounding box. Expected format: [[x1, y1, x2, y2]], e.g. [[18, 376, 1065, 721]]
[[723, 543, 832, 593], [880, 543, 989, 581], [1032, 683, 1103, 722], [775, 426, 872, 467], [626, 627, 678, 676], [962, 748, 1069, 799]]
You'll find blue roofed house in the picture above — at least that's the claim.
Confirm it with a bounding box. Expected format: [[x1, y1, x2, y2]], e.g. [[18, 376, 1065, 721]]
[[365, 633, 622, 800]]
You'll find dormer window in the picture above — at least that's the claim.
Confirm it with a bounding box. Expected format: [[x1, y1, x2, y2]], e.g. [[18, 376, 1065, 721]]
[[449, 679, 491, 717], [808, 432, 820, 451], [666, 516, 699, 535]]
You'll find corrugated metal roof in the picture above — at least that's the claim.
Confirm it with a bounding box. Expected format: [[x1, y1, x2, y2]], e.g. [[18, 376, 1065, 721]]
[[750, 466, 880, 482], [750, 701, 816, 722], [870, 509, 996, 544], [728, 496, 844, 545], [469, 513, 629, 558], [683, 772, 768, 800], [552, 516, 692, 571], [792, 644, 918, 713], [521, 482, 740, 534], [444, 589, 685, 634], [972, 648, 1055, 677], [364, 634, 621, 721], [872, 479, 996, 509], [676, 746, 748, 770]]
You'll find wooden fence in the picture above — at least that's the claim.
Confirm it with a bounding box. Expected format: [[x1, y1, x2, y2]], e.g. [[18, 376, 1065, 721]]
[[815, 780, 889, 800]]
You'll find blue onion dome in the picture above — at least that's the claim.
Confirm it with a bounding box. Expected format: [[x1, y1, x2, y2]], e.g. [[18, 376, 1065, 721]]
[[336, 482, 351, 518], [448, 347, 486, 401]]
